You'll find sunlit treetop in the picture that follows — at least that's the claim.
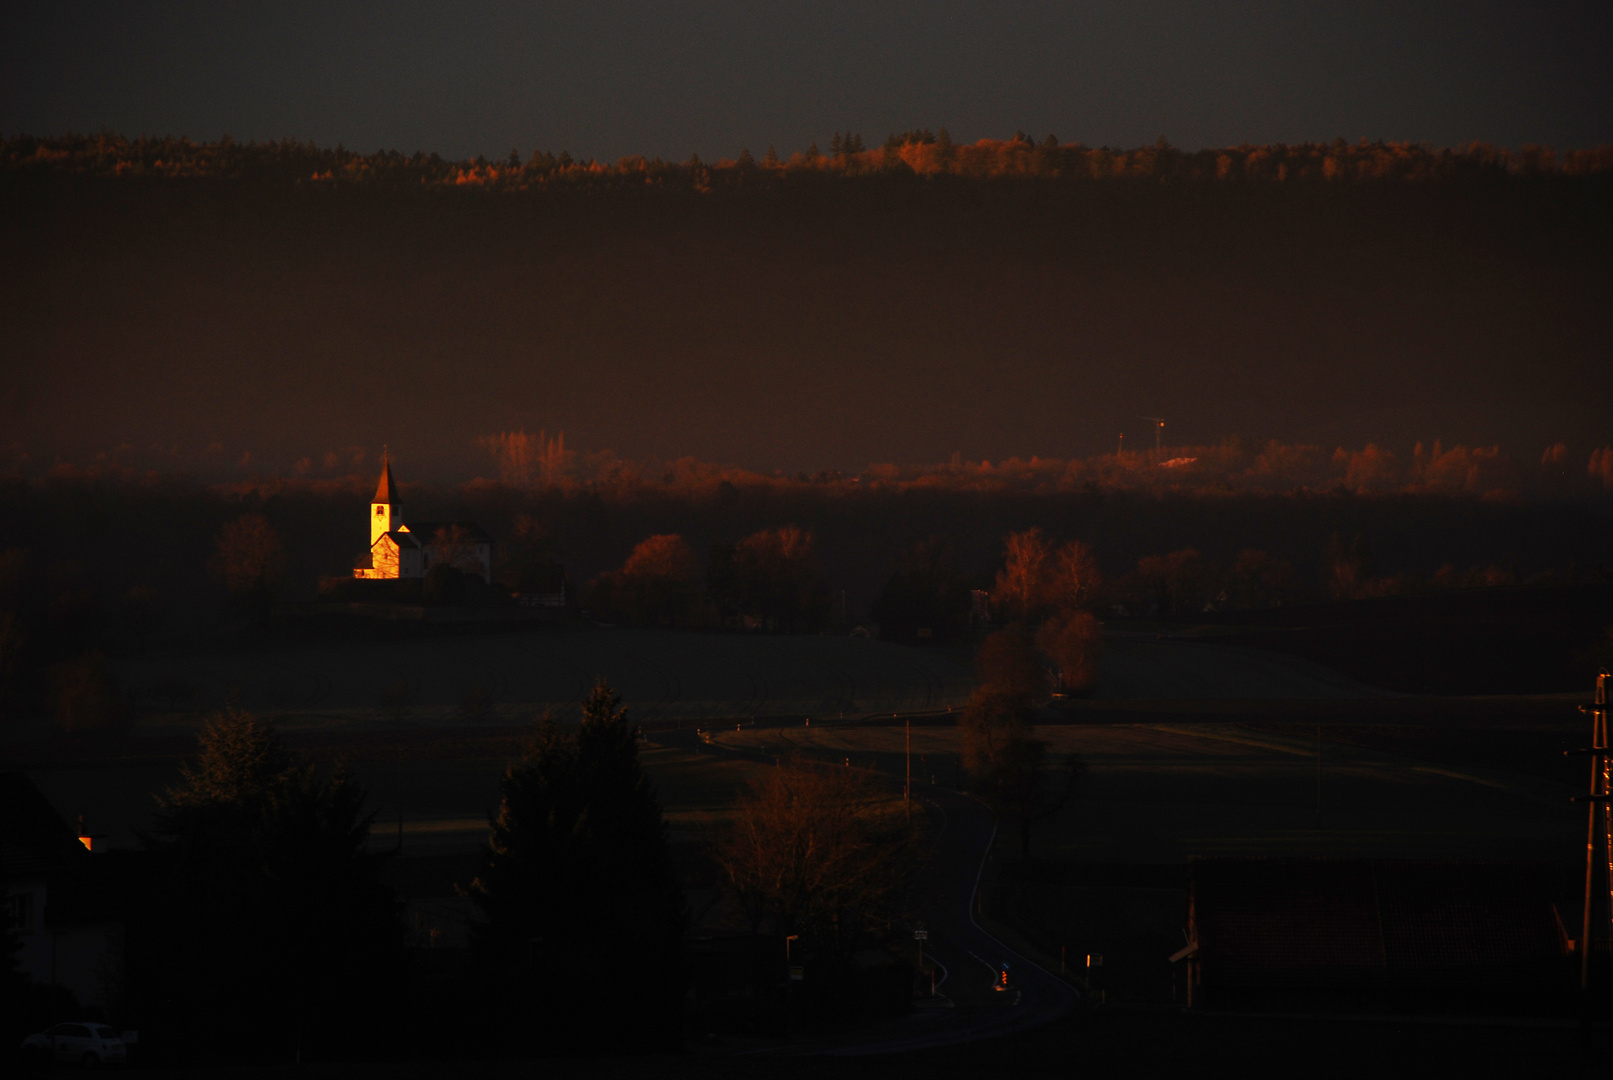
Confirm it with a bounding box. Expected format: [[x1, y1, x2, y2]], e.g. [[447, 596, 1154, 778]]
[[3, 131, 1609, 190]]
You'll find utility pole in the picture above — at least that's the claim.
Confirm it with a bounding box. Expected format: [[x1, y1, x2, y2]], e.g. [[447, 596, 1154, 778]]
[[905, 717, 912, 822], [1568, 670, 1613, 1019], [1137, 417, 1165, 458]]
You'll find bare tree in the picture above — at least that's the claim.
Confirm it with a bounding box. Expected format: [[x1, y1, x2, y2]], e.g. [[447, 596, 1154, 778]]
[[599, 534, 698, 626], [1132, 547, 1212, 613], [479, 429, 570, 487], [960, 629, 1084, 860], [429, 524, 483, 574], [991, 530, 1101, 620], [990, 528, 1052, 621], [973, 624, 1049, 702], [1224, 548, 1295, 608], [211, 513, 286, 599], [710, 526, 828, 631], [1036, 610, 1103, 693], [1043, 539, 1102, 613], [479, 430, 535, 486], [717, 757, 907, 963]]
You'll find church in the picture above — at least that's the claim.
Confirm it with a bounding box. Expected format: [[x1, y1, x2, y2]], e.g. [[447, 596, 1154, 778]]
[[353, 457, 494, 583]]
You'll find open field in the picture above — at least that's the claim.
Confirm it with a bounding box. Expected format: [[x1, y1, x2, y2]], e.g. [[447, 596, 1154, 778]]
[[694, 692, 1591, 1007], [18, 625, 1591, 866], [1096, 635, 1385, 699], [14, 625, 1597, 984], [112, 627, 975, 727], [703, 698, 1587, 866], [17, 726, 782, 859], [107, 623, 1391, 741]]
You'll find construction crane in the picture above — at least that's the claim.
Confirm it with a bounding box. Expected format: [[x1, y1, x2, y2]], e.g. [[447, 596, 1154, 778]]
[[1137, 417, 1165, 456]]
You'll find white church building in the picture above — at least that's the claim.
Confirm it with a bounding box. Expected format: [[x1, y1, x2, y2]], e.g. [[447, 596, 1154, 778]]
[[353, 458, 494, 584]]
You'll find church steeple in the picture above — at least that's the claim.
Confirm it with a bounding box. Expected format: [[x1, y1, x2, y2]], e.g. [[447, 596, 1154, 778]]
[[370, 451, 398, 547], [373, 456, 396, 503]]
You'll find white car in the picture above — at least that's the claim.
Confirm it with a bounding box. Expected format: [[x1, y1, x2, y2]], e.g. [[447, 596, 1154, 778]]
[[21, 1022, 128, 1067]]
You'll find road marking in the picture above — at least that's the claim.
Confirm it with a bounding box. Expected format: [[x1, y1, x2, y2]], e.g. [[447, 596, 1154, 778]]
[[1410, 766, 1510, 790], [929, 956, 951, 996]]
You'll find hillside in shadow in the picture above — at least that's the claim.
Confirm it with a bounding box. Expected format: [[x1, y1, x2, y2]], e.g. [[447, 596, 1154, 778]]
[[3, 135, 1609, 477]]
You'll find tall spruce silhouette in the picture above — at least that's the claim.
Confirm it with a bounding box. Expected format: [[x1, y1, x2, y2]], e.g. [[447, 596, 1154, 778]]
[[138, 709, 402, 1063], [471, 680, 686, 1049]]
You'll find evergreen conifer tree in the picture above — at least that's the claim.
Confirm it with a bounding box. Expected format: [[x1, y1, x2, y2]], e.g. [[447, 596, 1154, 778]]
[[471, 681, 686, 1050], [137, 709, 402, 1062]]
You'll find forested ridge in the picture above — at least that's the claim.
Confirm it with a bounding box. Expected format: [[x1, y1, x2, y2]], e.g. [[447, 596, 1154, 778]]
[[5, 130, 1611, 189], [3, 128, 1609, 494]]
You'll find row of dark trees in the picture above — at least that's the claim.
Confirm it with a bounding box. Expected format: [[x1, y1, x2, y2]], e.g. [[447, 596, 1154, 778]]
[[587, 526, 833, 632], [8, 132, 1609, 189], [4, 676, 1043, 1063], [583, 516, 1580, 647], [5, 467, 1609, 736], [0, 512, 295, 732], [0, 548, 132, 732], [31, 681, 930, 1063], [1, 682, 690, 1065]]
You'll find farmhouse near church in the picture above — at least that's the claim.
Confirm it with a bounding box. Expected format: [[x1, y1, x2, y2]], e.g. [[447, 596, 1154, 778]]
[[353, 457, 493, 583]]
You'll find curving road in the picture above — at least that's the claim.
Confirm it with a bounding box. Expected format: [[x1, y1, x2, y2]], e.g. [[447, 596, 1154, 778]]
[[810, 786, 1081, 1056], [660, 723, 1080, 1056]]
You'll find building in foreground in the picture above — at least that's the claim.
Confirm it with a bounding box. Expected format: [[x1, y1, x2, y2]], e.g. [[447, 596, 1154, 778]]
[[0, 773, 125, 1014], [1175, 857, 1576, 1012]]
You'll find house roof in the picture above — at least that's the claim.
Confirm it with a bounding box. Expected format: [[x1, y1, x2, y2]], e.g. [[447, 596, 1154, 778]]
[[403, 521, 494, 545], [0, 772, 88, 880], [373, 460, 396, 504], [1191, 857, 1570, 988]]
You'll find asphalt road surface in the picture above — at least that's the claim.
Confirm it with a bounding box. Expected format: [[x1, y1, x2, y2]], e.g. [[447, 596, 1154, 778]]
[[813, 787, 1081, 1056]]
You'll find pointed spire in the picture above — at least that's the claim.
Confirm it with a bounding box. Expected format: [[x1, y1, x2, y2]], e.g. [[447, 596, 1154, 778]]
[[373, 450, 396, 504]]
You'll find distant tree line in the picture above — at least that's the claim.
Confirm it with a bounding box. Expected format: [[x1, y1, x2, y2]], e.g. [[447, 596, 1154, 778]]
[[3, 462, 1612, 734], [38, 435, 1613, 502], [587, 526, 834, 632], [4, 132, 1609, 192]]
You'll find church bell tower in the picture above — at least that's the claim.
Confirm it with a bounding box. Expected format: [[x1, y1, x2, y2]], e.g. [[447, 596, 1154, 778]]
[[371, 454, 398, 547]]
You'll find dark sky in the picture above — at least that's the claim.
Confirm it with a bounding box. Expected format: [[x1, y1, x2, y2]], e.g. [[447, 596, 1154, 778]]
[[4, 2, 1610, 161]]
